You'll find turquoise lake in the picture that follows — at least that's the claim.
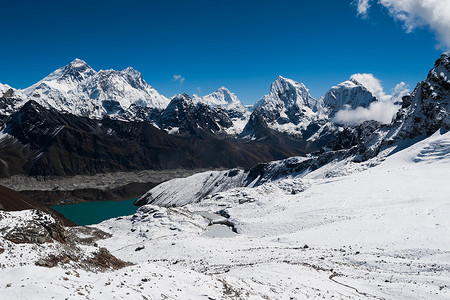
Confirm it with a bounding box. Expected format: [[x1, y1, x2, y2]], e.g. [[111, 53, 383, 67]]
[[51, 198, 139, 226]]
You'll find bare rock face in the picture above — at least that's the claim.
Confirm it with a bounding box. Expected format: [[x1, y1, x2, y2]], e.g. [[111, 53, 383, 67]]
[[393, 53, 450, 139], [2, 209, 66, 244], [86, 247, 131, 270]]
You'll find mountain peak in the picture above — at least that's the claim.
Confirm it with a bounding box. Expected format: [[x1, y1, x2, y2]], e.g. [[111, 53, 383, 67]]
[[121, 66, 142, 78], [191, 87, 246, 116], [429, 52, 450, 78], [271, 76, 308, 93], [56, 58, 96, 80], [213, 86, 237, 100], [273, 75, 301, 87], [349, 75, 374, 91], [69, 58, 89, 67], [440, 51, 450, 60], [266, 76, 313, 108], [252, 76, 318, 131], [172, 93, 192, 102], [322, 78, 377, 116], [217, 86, 231, 93]]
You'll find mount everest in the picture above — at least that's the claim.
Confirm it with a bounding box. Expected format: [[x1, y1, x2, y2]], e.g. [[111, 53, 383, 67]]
[[24, 58, 170, 118]]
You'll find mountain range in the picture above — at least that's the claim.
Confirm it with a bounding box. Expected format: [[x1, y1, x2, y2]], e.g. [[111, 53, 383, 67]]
[[0, 54, 448, 177], [0, 58, 388, 135]]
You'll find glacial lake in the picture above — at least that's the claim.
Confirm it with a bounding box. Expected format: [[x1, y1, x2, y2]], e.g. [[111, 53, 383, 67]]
[[51, 198, 138, 226]]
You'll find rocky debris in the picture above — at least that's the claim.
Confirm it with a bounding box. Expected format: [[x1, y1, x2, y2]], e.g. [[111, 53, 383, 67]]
[[34, 247, 130, 270], [22, 181, 159, 206], [0, 168, 214, 192], [66, 226, 112, 246], [35, 253, 75, 268], [85, 247, 131, 270], [0, 209, 130, 271], [2, 210, 66, 244]]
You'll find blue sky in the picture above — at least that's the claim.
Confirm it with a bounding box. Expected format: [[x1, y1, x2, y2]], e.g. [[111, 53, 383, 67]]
[[0, 0, 445, 104]]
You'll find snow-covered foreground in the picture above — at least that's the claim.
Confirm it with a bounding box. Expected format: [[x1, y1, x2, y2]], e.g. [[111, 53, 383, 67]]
[[1, 131, 450, 299]]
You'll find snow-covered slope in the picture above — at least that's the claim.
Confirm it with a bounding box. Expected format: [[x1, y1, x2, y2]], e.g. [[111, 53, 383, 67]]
[[1, 130, 449, 299], [126, 129, 450, 299], [136, 169, 249, 207], [24, 59, 169, 119]]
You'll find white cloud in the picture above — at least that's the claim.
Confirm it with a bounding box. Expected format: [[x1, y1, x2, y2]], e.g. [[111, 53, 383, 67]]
[[333, 73, 410, 125], [350, 73, 392, 101], [173, 74, 185, 84], [334, 101, 400, 124], [355, 0, 450, 49], [391, 81, 410, 102], [355, 0, 371, 18]]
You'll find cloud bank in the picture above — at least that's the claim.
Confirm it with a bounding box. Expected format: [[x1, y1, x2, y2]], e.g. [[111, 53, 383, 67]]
[[333, 73, 409, 125], [355, 0, 450, 49]]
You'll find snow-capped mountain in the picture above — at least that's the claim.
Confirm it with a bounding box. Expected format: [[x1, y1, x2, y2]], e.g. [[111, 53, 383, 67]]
[[242, 76, 322, 140], [256, 75, 319, 125], [0, 84, 27, 127], [0, 83, 13, 95], [321, 78, 377, 116], [158, 93, 234, 135], [239, 76, 336, 149], [192, 87, 247, 116], [192, 87, 251, 135], [24, 59, 170, 119]]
